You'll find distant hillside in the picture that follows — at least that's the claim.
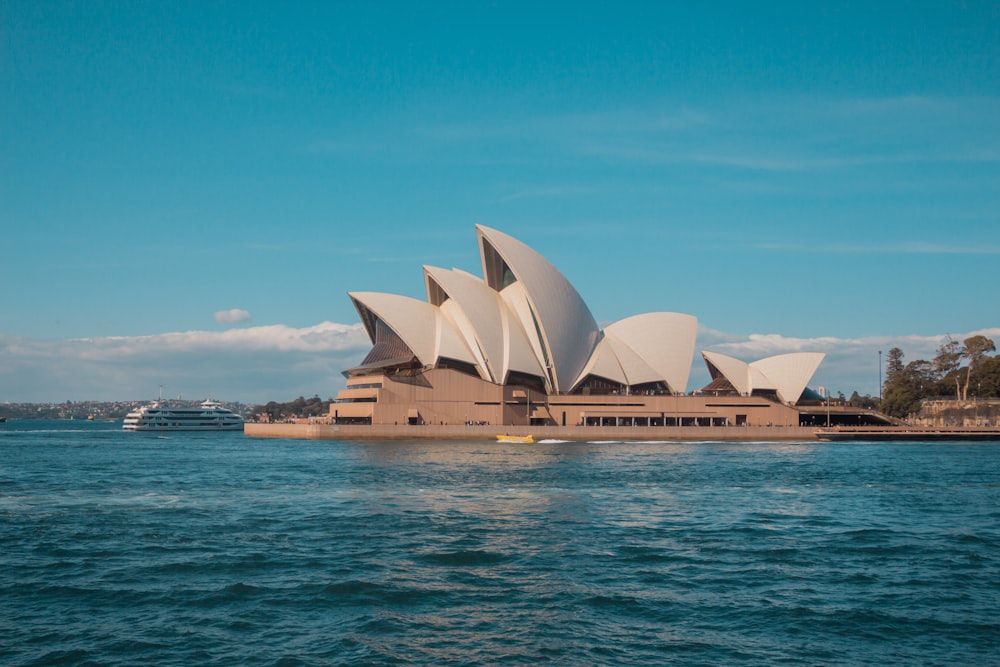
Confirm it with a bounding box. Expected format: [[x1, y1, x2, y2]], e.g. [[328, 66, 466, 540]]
[[0, 399, 250, 421]]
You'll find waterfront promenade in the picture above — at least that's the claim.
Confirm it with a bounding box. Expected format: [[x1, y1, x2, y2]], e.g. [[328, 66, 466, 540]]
[[246, 422, 822, 441], [246, 422, 1000, 441]]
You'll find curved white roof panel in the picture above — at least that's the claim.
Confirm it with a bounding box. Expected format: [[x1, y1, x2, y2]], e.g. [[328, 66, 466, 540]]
[[605, 336, 658, 385], [422, 266, 544, 383], [702, 351, 752, 396], [438, 299, 491, 379], [701, 350, 825, 404], [424, 266, 501, 380], [752, 352, 825, 404], [349, 291, 475, 368], [603, 312, 698, 393], [476, 225, 600, 393], [575, 335, 629, 386]]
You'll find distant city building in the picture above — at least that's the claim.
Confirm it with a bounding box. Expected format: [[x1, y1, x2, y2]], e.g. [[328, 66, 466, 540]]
[[332, 225, 829, 428]]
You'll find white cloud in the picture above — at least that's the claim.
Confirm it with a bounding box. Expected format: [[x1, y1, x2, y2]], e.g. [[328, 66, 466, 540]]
[[692, 326, 1000, 397], [213, 308, 252, 324], [0, 322, 371, 403], [3, 321, 998, 406]]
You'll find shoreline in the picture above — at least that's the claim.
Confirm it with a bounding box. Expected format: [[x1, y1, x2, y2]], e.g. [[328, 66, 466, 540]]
[[245, 423, 1000, 442]]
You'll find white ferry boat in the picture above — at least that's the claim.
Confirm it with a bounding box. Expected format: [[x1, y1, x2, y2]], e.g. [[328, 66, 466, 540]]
[[123, 399, 245, 431]]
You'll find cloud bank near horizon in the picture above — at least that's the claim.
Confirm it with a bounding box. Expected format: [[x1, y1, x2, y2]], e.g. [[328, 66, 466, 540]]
[[693, 325, 1000, 397], [2, 323, 998, 404], [0, 322, 371, 404]]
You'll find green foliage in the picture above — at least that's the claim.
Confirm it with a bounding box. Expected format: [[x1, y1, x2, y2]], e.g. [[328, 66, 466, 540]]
[[847, 391, 879, 409], [881, 386, 923, 419], [962, 335, 997, 399], [882, 359, 937, 417], [250, 396, 333, 420], [934, 338, 962, 400], [885, 347, 905, 380], [971, 355, 1000, 398], [881, 337, 998, 418]]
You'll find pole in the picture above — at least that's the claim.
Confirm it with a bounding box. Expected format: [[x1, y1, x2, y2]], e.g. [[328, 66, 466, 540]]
[[878, 350, 882, 404], [826, 388, 831, 427]]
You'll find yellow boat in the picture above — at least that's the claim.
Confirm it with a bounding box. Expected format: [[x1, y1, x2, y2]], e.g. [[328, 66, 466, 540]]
[[496, 434, 534, 444]]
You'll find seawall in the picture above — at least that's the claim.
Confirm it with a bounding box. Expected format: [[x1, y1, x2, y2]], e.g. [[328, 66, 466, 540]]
[[245, 422, 822, 441]]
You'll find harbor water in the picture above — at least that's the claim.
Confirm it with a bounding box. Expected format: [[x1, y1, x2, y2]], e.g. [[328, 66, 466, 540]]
[[1, 420, 998, 665]]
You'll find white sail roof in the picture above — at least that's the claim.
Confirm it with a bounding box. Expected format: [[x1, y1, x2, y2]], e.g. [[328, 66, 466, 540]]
[[701, 350, 825, 404], [476, 225, 601, 393], [702, 351, 753, 396], [349, 291, 476, 368], [574, 335, 629, 386], [422, 266, 545, 383], [752, 352, 825, 405], [347, 226, 701, 397], [601, 312, 698, 393]]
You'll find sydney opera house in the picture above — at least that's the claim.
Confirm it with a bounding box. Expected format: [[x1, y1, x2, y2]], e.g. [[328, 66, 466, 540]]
[[329, 225, 830, 430]]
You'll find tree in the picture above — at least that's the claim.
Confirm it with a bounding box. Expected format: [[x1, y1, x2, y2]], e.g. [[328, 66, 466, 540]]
[[848, 391, 879, 410], [881, 347, 906, 408], [934, 337, 962, 400], [974, 355, 1000, 398], [878, 338, 998, 418], [885, 347, 905, 386], [961, 335, 996, 400], [881, 359, 937, 418], [251, 396, 334, 421]]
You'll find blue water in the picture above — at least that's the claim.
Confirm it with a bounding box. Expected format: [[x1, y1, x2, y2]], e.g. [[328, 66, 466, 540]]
[[1, 421, 998, 666]]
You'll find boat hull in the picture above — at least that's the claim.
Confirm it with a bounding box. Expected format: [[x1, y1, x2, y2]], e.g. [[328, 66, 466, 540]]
[[496, 434, 534, 444], [123, 424, 245, 432], [123, 399, 245, 432]]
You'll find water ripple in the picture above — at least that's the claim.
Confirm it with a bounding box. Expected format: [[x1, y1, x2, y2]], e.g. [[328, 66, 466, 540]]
[[1, 423, 999, 665]]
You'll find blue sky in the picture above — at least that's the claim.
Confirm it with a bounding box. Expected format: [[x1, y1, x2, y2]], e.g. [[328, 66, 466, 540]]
[[2, 1, 998, 403]]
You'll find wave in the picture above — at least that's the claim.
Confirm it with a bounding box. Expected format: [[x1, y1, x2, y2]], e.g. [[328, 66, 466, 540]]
[[2, 431, 997, 666]]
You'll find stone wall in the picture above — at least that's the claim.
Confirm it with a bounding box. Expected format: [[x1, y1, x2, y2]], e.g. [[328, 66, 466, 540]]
[[915, 400, 1000, 427]]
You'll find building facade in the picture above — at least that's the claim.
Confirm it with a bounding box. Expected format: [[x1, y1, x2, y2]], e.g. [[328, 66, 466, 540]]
[[332, 225, 824, 429]]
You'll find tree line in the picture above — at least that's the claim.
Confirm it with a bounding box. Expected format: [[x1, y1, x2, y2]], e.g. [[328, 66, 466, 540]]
[[249, 395, 333, 421], [881, 335, 999, 418]]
